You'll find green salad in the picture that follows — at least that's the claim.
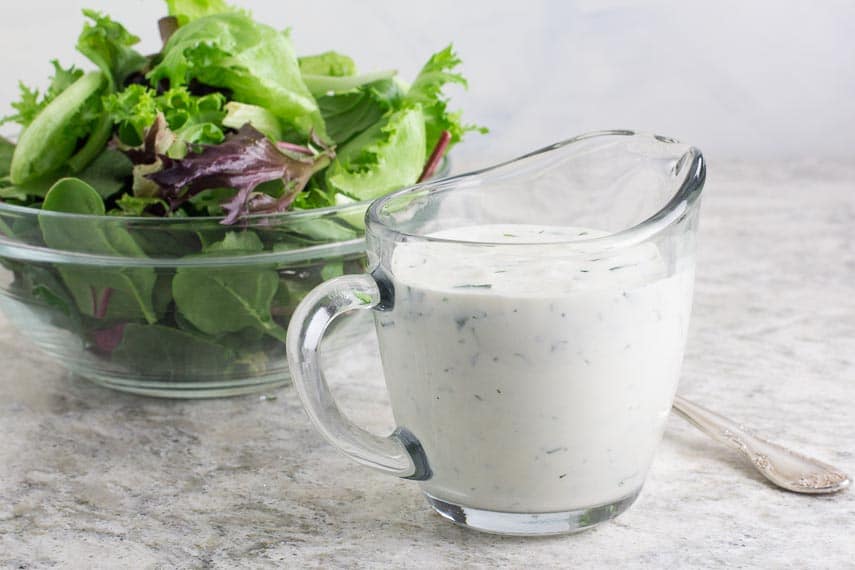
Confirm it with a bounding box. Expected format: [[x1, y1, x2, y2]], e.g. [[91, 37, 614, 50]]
[[0, 0, 483, 220], [0, 0, 483, 388]]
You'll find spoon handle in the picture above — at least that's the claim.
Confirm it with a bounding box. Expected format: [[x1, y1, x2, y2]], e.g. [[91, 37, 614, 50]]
[[672, 395, 850, 494]]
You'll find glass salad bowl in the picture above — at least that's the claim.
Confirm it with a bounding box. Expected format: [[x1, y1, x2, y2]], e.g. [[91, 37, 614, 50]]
[[0, 160, 445, 398]]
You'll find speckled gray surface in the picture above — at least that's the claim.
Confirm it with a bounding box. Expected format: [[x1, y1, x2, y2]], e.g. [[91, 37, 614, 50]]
[[0, 161, 853, 569]]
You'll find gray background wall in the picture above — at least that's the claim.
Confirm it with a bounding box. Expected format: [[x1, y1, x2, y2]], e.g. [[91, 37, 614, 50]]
[[2, 0, 853, 170]]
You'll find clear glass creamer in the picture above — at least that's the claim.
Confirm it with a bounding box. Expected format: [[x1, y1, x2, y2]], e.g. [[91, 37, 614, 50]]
[[287, 131, 706, 535]]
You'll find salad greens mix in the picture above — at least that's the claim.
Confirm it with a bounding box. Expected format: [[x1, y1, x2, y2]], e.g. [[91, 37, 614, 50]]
[[0, 0, 483, 387], [0, 0, 483, 220]]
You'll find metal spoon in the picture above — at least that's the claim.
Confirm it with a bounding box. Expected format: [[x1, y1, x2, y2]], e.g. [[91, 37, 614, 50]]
[[672, 395, 850, 494]]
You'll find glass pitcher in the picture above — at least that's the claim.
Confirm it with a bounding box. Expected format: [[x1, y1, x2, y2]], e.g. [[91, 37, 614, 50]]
[[286, 130, 706, 535]]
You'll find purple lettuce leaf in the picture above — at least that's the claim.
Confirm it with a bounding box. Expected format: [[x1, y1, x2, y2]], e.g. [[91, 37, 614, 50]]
[[146, 124, 332, 224]]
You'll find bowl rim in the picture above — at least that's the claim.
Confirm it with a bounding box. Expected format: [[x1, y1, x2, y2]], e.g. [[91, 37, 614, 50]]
[[0, 157, 451, 266], [0, 192, 371, 225], [0, 157, 451, 225]]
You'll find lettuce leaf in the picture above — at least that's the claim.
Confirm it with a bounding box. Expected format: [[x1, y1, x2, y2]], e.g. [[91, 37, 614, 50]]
[[404, 45, 487, 158], [222, 101, 283, 140], [301, 70, 397, 98], [105, 85, 226, 149], [1, 61, 84, 128], [166, 0, 240, 26], [325, 106, 425, 201], [157, 87, 226, 148], [9, 72, 107, 185], [316, 78, 405, 145], [104, 85, 158, 146], [298, 51, 356, 77], [148, 13, 325, 139], [112, 194, 170, 216], [291, 182, 337, 210], [77, 10, 147, 87], [0, 137, 14, 178], [313, 46, 483, 189], [147, 124, 332, 223]]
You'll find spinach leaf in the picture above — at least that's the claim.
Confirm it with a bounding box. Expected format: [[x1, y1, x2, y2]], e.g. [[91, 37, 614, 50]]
[[5, 264, 83, 346], [14, 264, 78, 322], [204, 230, 264, 252], [112, 323, 236, 379], [40, 177, 157, 323], [76, 148, 133, 199], [41, 177, 104, 214], [172, 231, 285, 340]]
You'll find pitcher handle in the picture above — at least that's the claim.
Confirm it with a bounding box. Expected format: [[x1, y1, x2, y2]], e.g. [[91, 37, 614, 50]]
[[286, 274, 431, 480]]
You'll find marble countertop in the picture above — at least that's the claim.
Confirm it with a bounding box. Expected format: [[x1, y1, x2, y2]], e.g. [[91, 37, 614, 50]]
[[0, 160, 853, 568]]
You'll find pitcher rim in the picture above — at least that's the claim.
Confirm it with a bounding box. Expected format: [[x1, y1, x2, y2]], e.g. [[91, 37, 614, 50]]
[[366, 130, 706, 249]]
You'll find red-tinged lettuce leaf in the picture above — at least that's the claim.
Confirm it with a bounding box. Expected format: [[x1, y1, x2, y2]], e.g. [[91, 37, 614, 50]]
[[114, 113, 177, 201], [147, 124, 332, 224], [91, 322, 126, 354]]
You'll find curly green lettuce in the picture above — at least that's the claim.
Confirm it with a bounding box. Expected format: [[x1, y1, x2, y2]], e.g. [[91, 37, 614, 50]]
[[404, 45, 487, 158], [325, 106, 425, 201], [105, 85, 226, 149], [1, 61, 84, 128]]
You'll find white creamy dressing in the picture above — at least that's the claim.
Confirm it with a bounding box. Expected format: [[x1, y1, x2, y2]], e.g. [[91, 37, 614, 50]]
[[375, 224, 694, 512]]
